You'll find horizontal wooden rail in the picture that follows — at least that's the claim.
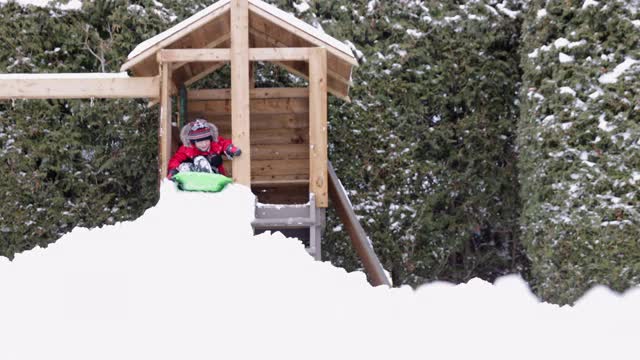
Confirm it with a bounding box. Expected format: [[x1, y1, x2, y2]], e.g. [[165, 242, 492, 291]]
[[251, 179, 309, 187], [0, 74, 159, 99], [249, 47, 311, 61], [188, 87, 308, 100], [173, 33, 231, 72], [158, 49, 230, 63], [328, 161, 391, 287], [157, 47, 314, 63]]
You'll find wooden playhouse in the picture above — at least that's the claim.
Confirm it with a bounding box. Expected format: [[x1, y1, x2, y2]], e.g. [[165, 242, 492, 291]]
[[119, 0, 358, 259], [0, 0, 389, 285]]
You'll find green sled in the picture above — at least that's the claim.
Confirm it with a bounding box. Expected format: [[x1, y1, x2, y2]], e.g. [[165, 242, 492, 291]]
[[172, 172, 233, 193]]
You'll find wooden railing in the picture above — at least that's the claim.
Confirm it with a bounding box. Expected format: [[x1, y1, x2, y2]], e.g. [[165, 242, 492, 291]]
[[327, 161, 391, 287]]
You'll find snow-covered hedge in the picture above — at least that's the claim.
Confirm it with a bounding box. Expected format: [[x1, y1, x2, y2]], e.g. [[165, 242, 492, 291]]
[[299, 0, 527, 285], [518, 0, 640, 304], [0, 2, 167, 257]]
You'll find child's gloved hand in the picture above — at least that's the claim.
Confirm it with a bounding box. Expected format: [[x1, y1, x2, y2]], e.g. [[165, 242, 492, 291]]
[[207, 153, 223, 167], [224, 144, 242, 159], [167, 168, 179, 180]]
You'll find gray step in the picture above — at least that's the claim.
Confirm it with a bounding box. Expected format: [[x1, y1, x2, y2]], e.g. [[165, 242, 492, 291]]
[[253, 217, 316, 228], [255, 203, 311, 219], [252, 195, 324, 260]]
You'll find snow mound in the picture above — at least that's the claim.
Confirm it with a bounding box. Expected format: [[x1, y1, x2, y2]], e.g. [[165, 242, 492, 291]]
[[1, 181, 639, 360]]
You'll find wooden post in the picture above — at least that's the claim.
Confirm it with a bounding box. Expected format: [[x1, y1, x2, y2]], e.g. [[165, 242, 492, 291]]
[[309, 47, 328, 207], [231, 0, 251, 186], [159, 62, 172, 185]]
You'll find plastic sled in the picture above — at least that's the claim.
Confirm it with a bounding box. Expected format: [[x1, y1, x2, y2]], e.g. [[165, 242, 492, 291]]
[[172, 172, 233, 192]]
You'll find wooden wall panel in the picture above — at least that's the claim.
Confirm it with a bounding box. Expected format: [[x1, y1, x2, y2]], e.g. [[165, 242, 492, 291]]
[[252, 183, 309, 204], [195, 98, 309, 115], [186, 94, 311, 186], [251, 144, 309, 160], [213, 113, 308, 130], [189, 115, 308, 133], [252, 159, 308, 176], [251, 128, 308, 145], [182, 125, 309, 146]]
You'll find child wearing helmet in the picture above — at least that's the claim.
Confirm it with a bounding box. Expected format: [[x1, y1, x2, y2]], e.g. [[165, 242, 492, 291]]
[[167, 119, 241, 178]]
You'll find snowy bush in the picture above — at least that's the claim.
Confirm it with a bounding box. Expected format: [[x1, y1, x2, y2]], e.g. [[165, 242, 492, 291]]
[[518, 0, 640, 304], [0, 1, 165, 258], [305, 0, 527, 286]]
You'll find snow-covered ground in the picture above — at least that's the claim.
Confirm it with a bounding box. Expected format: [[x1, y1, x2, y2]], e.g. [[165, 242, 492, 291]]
[[1, 181, 638, 360]]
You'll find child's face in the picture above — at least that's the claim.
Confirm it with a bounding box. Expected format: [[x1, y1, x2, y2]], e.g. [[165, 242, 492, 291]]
[[194, 139, 211, 152]]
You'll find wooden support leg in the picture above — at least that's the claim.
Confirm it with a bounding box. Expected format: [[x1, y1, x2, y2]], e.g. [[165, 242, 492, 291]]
[[309, 47, 328, 207], [159, 62, 173, 186], [231, 0, 251, 185]]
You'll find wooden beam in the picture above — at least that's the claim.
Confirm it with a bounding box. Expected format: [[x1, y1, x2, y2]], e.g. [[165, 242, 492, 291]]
[[308, 47, 328, 207], [158, 47, 313, 63], [231, 0, 251, 186], [188, 87, 308, 100], [146, 75, 179, 107], [249, 29, 352, 87], [268, 60, 349, 101], [248, 47, 310, 61], [159, 62, 173, 186], [173, 33, 231, 71], [251, 179, 309, 186], [0, 75, 159, 99], [247, 29, 349, 100], [158, 49, 231, 63], [184, 62, 228, 86]]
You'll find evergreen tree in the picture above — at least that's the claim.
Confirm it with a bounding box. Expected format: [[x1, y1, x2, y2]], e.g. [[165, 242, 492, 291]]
[[518, 0, 640, 304]]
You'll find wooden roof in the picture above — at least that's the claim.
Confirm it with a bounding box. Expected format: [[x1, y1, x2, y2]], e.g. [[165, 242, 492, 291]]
[[120, 0, 358, 100]]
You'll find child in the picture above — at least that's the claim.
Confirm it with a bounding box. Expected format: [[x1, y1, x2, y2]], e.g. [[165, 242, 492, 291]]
[[167, 119, 241, 179]]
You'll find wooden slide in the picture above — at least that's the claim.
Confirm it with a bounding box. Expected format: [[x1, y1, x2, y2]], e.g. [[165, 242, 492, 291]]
[[328, 162, 390, 287]]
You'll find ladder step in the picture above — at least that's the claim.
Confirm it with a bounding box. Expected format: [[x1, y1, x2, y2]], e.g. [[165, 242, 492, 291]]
[[252, 218, 316, 228], [255, 204, 311, 219]]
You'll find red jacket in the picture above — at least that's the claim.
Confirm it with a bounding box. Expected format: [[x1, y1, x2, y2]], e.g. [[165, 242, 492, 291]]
[[168, 137, 233, 176]]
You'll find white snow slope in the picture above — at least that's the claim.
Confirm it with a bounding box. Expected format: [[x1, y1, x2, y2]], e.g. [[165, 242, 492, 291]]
[[1, 181, 639, 360]]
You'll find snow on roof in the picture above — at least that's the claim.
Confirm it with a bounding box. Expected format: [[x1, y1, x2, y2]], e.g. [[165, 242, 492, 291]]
[[126, 0, 355, 62], [127, 0, 230, 60], [1, 181, 639, 359], [248, 0, 354, 58], [0, 72, 130, 79]]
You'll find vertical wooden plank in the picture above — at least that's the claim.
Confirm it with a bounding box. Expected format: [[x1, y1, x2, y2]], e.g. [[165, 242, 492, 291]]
[[231, 0, 251, 186], [249, 35, 256, 89], [249, 62, 256, 89], [309, 47, 328, 207], [159, 62, 173, 185]]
